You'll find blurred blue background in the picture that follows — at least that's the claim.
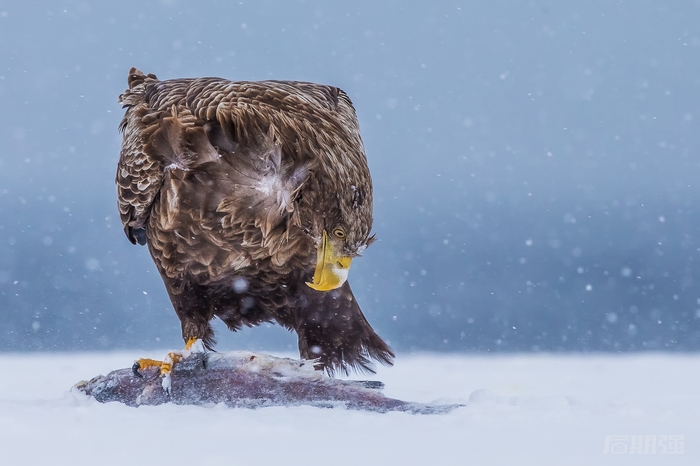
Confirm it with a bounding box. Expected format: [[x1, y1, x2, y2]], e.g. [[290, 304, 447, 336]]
[[1, 0, 700, 353]]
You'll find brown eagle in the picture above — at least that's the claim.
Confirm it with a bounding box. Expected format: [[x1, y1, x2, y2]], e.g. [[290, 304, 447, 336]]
[[116, 68, 393, 386]]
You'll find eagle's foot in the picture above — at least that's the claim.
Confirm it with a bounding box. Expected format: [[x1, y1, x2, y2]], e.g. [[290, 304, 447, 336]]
[[132, 338, 207, 395], [131, 358, 163, 378]]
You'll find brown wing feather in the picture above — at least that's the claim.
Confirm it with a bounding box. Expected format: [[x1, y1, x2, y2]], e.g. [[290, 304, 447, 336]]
[[117, 69, 364, 246], [116, 69, 164, 244]]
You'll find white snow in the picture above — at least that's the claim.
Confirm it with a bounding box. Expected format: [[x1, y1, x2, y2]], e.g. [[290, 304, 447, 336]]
[[0, 351, 698, 465]]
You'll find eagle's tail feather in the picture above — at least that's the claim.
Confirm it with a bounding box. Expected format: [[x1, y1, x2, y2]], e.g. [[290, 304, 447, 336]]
[[296, 281, 394, 377]]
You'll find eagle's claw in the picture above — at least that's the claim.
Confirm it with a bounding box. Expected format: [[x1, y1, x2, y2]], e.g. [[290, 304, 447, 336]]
[[161, 373, 172, 396], [130, 339, 204, 395], [132, 362, 143, 378]]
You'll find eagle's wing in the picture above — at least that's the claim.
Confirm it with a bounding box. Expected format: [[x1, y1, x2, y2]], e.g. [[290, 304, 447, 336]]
[[116, 69, 165, 245], [118, 70, 360, 283], [117, 69, 359, 250]]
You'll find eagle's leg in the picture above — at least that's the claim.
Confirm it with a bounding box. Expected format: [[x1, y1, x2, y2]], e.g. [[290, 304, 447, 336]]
[[131, 281, 215, 393], [159, 337, 207, 394], [132, 337, 207, 395]]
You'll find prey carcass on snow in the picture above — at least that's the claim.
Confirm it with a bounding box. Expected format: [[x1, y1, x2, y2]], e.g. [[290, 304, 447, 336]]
[[73, 351, 462, 414]]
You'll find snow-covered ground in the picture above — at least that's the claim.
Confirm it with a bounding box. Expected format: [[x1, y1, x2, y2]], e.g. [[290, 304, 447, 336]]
[[0, 351, 697, 465]]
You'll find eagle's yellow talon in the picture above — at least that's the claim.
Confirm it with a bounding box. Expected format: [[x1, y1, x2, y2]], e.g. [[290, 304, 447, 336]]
[[132, 339, 204, 394], [132, 358, 165, 377]]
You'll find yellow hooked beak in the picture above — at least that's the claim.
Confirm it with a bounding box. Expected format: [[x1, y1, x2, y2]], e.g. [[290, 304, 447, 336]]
[[306, 230, 353, 291]]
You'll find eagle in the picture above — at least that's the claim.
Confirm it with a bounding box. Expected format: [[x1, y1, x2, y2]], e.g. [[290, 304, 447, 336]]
[[116, 68, 393, 389]]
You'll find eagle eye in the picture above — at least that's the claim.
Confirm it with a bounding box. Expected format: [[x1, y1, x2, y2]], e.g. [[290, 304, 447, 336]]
[[332, 227, 346, 240]]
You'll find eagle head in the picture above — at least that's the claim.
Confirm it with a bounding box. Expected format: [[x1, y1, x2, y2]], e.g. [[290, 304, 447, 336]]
[[306, 181, 374, 292]]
